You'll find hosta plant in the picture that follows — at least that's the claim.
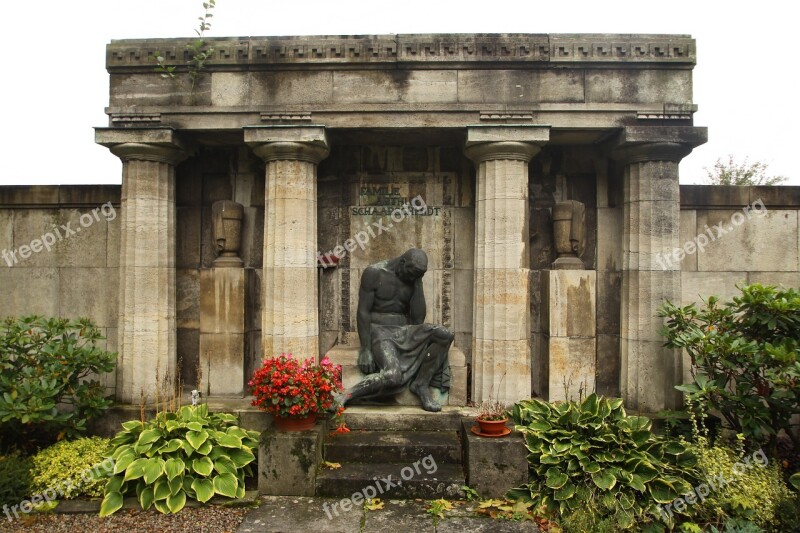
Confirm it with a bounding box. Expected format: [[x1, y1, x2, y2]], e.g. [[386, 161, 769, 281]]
[[99, 404, 258, 516], [508, 394, 698, 530]]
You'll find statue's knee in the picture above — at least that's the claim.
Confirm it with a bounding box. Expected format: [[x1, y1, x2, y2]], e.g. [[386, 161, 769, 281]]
[[384, 368, 403, 386]]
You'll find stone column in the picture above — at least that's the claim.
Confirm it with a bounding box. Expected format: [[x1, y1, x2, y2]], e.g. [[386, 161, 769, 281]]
[[465, 126, 549, 404], [244, 126, 329, 358], [613, 126, 706, 413], [95, 128, 189, 403]]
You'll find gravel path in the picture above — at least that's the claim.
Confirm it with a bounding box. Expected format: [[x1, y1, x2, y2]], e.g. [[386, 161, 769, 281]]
[[5, 505, 248, 533]]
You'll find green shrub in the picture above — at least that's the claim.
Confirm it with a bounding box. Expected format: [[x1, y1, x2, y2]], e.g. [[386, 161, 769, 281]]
[[684, 437, 796, 531], [659, 284, 800, 450], [0, 452, 32, 507], [30, 437, 111, 499], [508, 394, 698, 530], [0, 315, 117, 448], [100, 404, 259, 516]]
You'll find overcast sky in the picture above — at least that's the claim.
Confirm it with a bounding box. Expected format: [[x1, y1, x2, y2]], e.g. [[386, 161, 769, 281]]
[[3, 0, 796, 185]]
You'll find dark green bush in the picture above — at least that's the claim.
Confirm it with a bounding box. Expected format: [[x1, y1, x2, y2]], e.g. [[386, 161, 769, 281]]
[[508, 394, 698, 530], [0, 452, 32, 507], [659, 284, 800, 450], [0, 315, 117, 449]]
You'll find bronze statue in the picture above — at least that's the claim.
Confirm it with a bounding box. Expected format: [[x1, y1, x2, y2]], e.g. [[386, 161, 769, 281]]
[[340, 248, 453, 412]]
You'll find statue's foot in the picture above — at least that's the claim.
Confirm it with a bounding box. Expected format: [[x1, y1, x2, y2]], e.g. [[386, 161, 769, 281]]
[[410, 383, 441, 412]]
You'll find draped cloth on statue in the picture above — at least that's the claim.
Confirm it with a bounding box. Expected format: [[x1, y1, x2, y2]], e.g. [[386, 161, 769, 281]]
[[355, 319, 452, 402]]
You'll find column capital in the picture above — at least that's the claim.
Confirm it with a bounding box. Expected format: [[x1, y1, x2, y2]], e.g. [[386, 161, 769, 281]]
[[95, 127, 191, 165], [612, 126, 707, 164], [465, 125, 549, 163], [244, 125, 329, 164]]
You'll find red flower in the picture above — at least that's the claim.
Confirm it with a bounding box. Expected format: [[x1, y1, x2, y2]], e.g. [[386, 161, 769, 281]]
[[248, 353, 344, 418]]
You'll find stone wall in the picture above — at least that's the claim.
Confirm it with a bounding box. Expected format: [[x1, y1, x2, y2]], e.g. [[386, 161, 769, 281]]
[[0, 186, 121, 395], [2, 181, 798, 403], [680, 185, 800, 300]]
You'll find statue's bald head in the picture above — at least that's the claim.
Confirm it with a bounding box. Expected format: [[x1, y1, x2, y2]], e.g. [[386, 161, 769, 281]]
[[397, 248, 428, 281]]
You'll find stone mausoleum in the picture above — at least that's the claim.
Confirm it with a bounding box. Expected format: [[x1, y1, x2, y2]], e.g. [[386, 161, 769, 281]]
[[2, 34, 799, 417]]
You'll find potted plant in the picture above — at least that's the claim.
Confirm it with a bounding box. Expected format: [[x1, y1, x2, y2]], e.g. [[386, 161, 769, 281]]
[[473, 398, 510, 437], [248, 353, 343, 431]]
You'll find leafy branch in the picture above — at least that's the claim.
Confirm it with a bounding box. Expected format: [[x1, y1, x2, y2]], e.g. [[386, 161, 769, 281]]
[[154, 0, 216, 103]]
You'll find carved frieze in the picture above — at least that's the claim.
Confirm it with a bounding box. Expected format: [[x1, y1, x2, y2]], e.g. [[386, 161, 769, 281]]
[[106, 34, 695, 71]]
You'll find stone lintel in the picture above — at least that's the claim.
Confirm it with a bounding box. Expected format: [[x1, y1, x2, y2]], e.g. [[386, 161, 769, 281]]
[[466, 125, 550, 145]]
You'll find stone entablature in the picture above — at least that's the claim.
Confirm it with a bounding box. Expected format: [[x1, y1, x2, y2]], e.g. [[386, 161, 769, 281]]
[[107, 34, 695, 70]]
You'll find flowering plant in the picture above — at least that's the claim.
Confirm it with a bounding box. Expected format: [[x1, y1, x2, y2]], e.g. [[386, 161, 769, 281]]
[[248, 353, 343, 418]]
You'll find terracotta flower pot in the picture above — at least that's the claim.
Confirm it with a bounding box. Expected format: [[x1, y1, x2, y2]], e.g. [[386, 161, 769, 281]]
[[273, 413, 317, 431], [476, 417, 509, 436]]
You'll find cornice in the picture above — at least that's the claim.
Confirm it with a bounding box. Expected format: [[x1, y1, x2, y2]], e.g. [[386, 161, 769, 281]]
[[106, 34, 695, 71]]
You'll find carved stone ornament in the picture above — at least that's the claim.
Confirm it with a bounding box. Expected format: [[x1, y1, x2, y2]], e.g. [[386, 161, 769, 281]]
[[552, 200, 586, 270], [211, 200, 244, 267]]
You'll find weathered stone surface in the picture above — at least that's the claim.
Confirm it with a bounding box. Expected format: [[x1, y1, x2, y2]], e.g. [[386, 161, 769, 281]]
[[596, 207, 622, 271], [461, 419, 528, 499], [596, 271, 621, 335], [458, 69, 584, 104], [547, 270, 596, 338], [176, 207, 202, 267], [681, 272, 746, 306], [0, 267, 60, 317], [324, 430, 461, 465], [58, 267, 118, 328], [548, 337, 596, 401], [259, 425, 324, 496], [316, 461, 464, 499], [199, 267, 246, 395], [596, 334, 621, 398], [585, 69, 692, 104], [696, 209, 798, 272], [678, 209, 698, 271], [236, 496, 363, 533], [747, 271, 800, 288], [198, 333, 244, 396], [176, 268, 199, 329], [361, 500, 435, 533]]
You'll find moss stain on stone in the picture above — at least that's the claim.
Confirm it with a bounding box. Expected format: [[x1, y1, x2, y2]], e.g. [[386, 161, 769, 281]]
[[291, 439, 315, 474]]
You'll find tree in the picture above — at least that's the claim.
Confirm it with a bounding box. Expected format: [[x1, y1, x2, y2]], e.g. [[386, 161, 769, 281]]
[[704, 155, 787, 185]]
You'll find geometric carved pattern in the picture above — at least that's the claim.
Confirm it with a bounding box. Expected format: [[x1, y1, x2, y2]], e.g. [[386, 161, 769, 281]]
[[107, 34, 695, 71]]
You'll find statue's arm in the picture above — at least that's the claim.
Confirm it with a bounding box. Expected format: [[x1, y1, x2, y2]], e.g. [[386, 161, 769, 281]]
[[409, 277, 426, 325], [357, 267, 379, 373]]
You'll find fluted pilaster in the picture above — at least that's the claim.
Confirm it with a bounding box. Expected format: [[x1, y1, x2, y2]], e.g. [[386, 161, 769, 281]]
[[613, 127, 706, 412], [245, 127, 329, 358], [466, 126, 549, 404], [96, 128, 189, 403]]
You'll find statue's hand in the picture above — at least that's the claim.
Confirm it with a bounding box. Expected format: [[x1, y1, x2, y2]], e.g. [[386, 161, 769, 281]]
[[358, 347, 378, 374]]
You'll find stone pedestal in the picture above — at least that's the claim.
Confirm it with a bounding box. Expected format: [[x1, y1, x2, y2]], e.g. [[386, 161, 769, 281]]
[[95, 128, 189, 403], [545, 270, 596, 402], [461, 419, 528, 498], [245, 126, 329, 358], [613, 126, 707, 413], [199, 267, 246, 396], [258, 423, 325, 496], [465, 126, 549, 404]]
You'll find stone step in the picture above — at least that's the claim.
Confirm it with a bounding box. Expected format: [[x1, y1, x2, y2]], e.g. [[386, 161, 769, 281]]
[[341, 405, 477, 431], [324, 430, 462, 464], [316, 461, 465, 499]]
